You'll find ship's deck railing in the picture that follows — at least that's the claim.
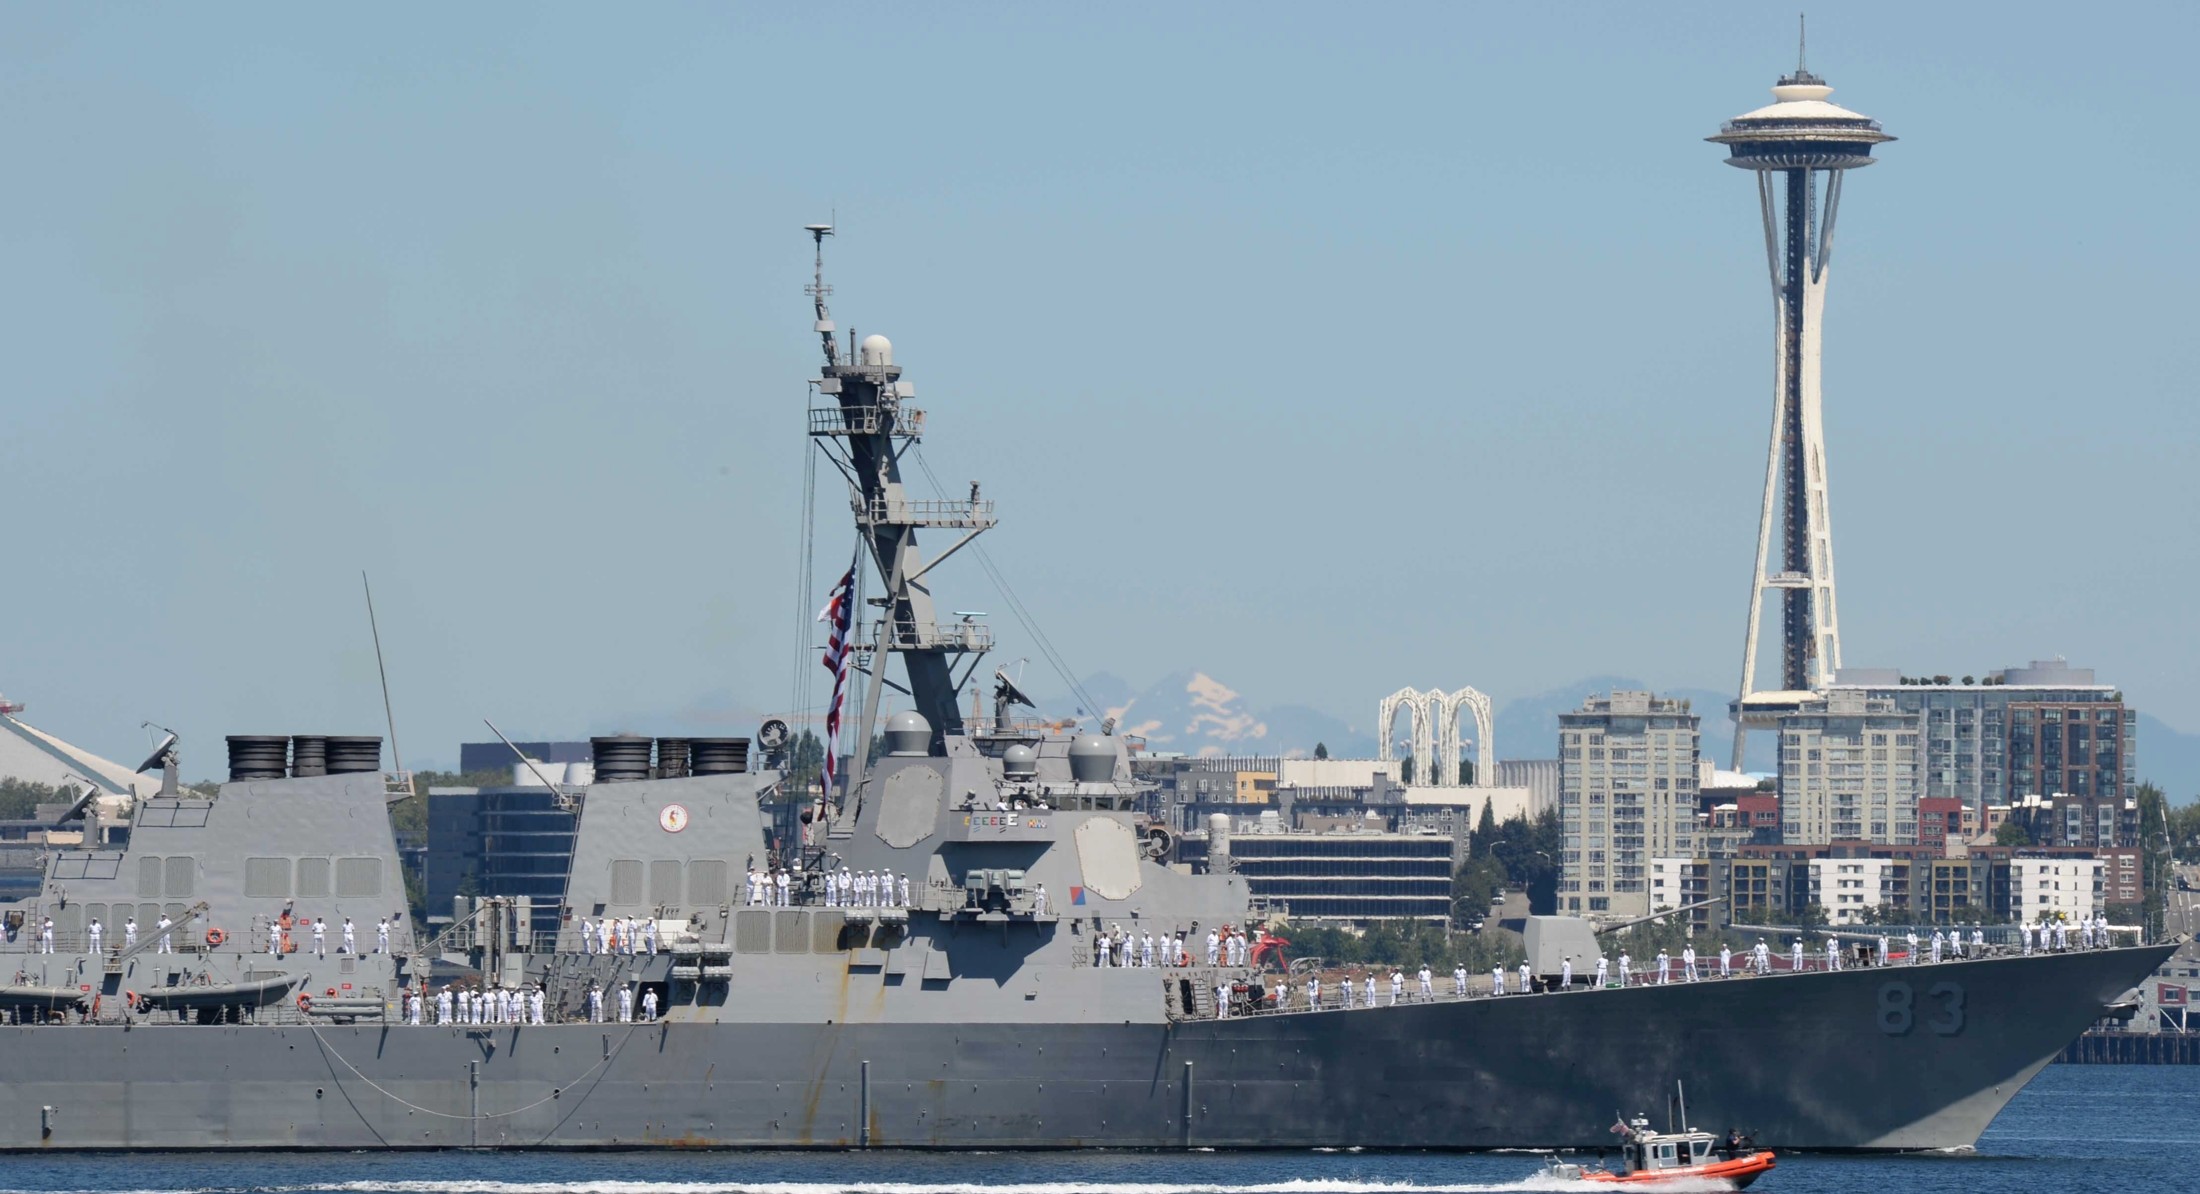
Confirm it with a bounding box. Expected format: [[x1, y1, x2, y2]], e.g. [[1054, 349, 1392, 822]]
[[854, 620, 992, 655], [808, 404, 925, 439], [855, 496, 995, 529]]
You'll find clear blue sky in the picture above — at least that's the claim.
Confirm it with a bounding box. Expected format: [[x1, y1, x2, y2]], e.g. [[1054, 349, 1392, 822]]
[[4, 3, 2194, 775]]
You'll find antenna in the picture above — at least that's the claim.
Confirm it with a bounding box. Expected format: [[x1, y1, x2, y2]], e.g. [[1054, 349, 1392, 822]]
[[805, 223, 838, 366], [1797, 13, 1807, 76], [361, 572, 410, 798]]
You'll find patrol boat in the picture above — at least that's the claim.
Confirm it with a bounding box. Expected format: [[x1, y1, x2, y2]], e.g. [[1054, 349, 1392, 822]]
[[0, 230, 2177, 1151]]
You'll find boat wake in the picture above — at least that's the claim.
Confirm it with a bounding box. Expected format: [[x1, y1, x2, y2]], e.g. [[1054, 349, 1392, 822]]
[[3, 1179, 1625, 1194]]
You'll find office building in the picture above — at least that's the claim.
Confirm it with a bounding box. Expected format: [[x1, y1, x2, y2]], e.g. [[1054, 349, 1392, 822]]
[[1827, 660, 2134, 810], [1220, 823, 1456, 923], [1558, 692, 1701, 917], [425, 783, 580, 918]]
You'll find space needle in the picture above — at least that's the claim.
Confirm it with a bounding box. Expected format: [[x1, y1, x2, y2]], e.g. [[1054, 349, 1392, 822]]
[[1711, 26, 1894, 768]]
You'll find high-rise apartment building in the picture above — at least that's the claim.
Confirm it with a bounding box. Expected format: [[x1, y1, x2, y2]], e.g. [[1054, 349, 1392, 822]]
[[1828, 660, 2133, 811], [1558, 692, 1700, 917], [1776, 691, 1923, 845]]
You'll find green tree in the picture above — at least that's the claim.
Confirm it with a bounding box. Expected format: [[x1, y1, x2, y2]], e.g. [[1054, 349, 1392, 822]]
[[1399, 755, 1414, 784], [2136, 781, 2173, 941], [1313, 742, 1329, 760], [0, 778, 65, 820], [1993, 819, 2032, 847]]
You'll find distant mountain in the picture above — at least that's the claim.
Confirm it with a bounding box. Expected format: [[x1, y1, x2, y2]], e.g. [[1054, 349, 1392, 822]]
[[2140, 713, 2200, 804], [1035, 671, 1373, 759]]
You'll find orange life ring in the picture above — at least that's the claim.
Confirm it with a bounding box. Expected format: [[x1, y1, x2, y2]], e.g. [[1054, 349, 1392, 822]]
[[296, 993, 314, 1012], [204, 928, 226, 946], [125, 990, 142, 1010]]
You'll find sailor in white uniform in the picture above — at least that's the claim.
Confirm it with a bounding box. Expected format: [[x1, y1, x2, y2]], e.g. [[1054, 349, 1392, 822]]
[[1560, 957, 1574, 988], [1453, 964, 1469, 996], [124, 917, 138, 949], [899, 874, 911, 906], [40, 916, 54, 953], [1363, 974, 1377, 1006], [1930, 930, 1945, 964], [1141, 932, 1155, 968], [1519, 960, 1532, 994], [342, 918, 356, 955], [1878, 935, 1890, 967], [1033, 885, 1048, 917], [618, 983, 635, 1023], [312, 919, 327, 958], [1595, 954, 1610, 988], [1308, 976, 1322, 1008], [157, 914, 173, 953], [1681, 945, 1698, 982], [377, 917, 391, 954], [1790, 939, 1804, 972], [1751, 939, 1770, 975], [1389, 970, 1404, 1005], [1490, 965, 1505, 996], [1825, 938, 1841, 972], [1215, 982, 1230, 1018], [1972, 927, 1986, 954], [1417, 965, 1433, 998], [87, 918, 103, 954], [1617, 952, 1632, 985], [641, 988, 659, 1021], [588, 984, 604, 1024], [1718, 944, 1732, 978], [1095, 933, 1111, 968], [1655, 950, 1670, 985]]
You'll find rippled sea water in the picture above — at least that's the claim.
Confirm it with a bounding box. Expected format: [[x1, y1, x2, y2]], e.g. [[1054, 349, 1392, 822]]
[[5, 1067, 2194, 1194]]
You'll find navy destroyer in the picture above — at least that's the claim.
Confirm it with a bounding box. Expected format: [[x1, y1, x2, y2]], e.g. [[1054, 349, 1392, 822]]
[[0, 230, 2175, 1152]]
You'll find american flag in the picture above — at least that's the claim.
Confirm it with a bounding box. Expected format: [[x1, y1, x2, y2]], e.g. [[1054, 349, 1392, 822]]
[[817, 564, 857, 799]]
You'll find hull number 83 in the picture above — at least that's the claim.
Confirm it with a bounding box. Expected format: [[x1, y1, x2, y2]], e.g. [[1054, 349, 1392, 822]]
[[1877, 980, 1965, 1036]]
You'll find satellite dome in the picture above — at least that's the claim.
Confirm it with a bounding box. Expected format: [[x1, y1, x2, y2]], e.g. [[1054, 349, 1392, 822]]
[[1067, 734, 1114, 783], [1002, 743, 1038, 780], [885, 709, 931, 756], [859, 334, 893, 367]]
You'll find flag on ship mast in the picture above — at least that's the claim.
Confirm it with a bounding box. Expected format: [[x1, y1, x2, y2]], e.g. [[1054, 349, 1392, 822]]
[[817, 563, 858, 800]]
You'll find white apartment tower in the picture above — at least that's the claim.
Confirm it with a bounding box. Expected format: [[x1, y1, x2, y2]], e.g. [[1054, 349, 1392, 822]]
[[1778, 691, 1923, 844], [1558, 692, 1701, 918]]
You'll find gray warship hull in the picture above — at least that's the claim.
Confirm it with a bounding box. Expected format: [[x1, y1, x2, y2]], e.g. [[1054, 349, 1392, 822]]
[[0, 944, 2167, 1151]]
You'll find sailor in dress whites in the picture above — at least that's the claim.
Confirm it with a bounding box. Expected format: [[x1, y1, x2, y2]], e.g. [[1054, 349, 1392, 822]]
[[1033, 885, 1048, 917], [1972, 927, 1986, 954], [1418, 965, 1434, 998], [1719, 944, 1732, 978], [1682, 945, 1698, 982], [1617, 952, 1632, 985], [1491, 965, 1506, 997], [41, 916, 54, 953], [342, 918, 356, 954], [1454, 964, 1469, 996], [1142, 932, 1156, 968], [124, 917, 138, 949], [1389, 970, 1404, 1005], [1825, 938, 1841, 972], [640, 988, 659, 1021], [1595, 954, 1610, 988], [377, 917, 391, 953], [1752, 939, 1770, 974], [1560, 956, 1574, 988], [1790, 939, 1804, 972], [588, 983, 604, 1023], [313, 918, 327, 957], [1214, 981, 1230, 1019], [1655, 950, 1670, 985], [1877, 935, 1890, 966], [87, 918, 102, 954], [1931, 930, 1945, 964], [1363, 973, 1377, 1007], [157, 914, 173, 953], [618, 983, 635, 1023], [1205, 931, 1220, 966], [1519, 959, 1532, 994]]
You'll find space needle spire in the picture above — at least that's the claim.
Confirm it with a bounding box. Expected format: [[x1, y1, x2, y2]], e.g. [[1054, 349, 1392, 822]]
[[1709, 28, 1894, 768]]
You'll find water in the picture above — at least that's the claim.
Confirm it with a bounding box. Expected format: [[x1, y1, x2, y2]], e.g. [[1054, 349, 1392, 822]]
[[5, 1067, 2193, 1194]]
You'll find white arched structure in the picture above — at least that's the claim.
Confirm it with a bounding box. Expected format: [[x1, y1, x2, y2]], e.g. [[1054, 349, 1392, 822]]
[[1377, 688, 1432, 782], [1377, 686, 1496, 788], [1437, 687, 1495, 789]]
